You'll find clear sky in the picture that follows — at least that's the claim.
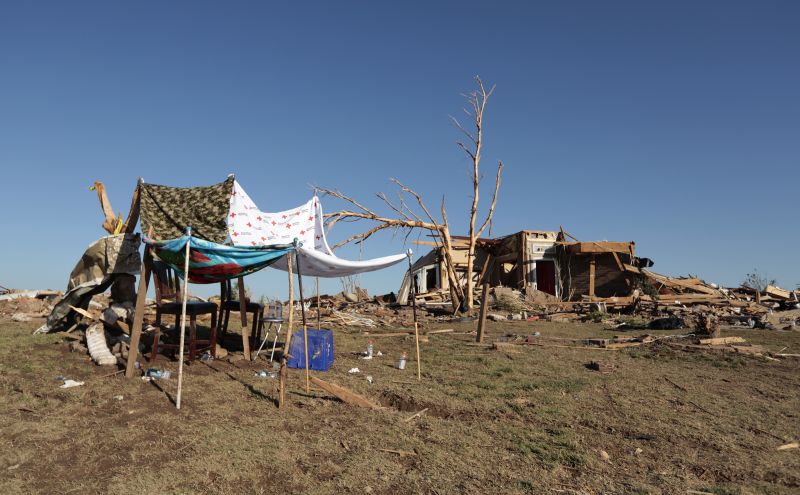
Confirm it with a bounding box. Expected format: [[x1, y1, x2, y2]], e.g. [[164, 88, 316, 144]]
[[1, 1, 798, 299]]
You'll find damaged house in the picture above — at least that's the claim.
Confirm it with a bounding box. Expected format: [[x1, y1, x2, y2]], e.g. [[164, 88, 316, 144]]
[[399, 230, 654, 305]]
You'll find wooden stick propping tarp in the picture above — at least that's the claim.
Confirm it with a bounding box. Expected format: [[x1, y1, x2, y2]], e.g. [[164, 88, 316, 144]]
[[278, 253, 295, 408], [294, 243, 311, 394], [407, 250, 421, 381], [176, 227, 192, 410]]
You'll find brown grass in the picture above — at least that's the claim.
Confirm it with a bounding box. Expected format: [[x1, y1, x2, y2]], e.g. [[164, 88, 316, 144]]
[[1, 317, 799, 494]]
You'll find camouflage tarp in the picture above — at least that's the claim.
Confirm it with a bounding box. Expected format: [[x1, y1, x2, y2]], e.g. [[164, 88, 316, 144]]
[[139, 176, 234, 244]]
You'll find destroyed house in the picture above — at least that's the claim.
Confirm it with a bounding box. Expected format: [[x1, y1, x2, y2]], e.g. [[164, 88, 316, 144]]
[[399, 230, 653, 304]]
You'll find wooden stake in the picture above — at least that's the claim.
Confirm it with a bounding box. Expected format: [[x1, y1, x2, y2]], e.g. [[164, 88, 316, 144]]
[[316, 276, 321, 330], [238, 276, 250, 361], [176, 229, 192, 410], [278, 254, 294, 408], [476, 282, 490, 343], [407, 252, 421, 380], [125, 249, 151, 378], [295, 250, 310, 394]]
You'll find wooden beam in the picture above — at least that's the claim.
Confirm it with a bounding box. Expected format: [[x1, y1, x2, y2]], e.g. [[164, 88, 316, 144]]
[[765, 285, 791, 300], [622, 264, 641, 274], [476, 283, 490, 343], [565, 242, 634, 255], [611, 252, 625, 272], [588, 255, 596, 297], [123, 182, 141, 234], [125, 252, 151, 378], [310, 377, 382, 410]]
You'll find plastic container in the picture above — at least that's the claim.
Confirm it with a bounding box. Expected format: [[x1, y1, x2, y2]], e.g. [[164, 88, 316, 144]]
[[287, 328, 335, 371], [145, 368, 171, 379], [397, 352, 407, 370]]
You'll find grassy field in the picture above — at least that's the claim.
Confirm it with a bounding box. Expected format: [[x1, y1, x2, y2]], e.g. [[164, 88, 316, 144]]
[[1, 317, 798, 494]]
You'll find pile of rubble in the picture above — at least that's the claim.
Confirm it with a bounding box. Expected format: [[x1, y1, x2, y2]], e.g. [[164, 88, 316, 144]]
[[295, 275, 800, 333], [0, 289, 62, 323]]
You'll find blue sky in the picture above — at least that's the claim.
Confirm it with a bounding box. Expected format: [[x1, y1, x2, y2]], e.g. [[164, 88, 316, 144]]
[[1, 1, 798, 299]]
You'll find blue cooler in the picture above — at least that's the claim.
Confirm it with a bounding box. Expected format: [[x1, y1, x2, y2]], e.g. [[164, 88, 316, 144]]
[[287, 328, 334, 371]]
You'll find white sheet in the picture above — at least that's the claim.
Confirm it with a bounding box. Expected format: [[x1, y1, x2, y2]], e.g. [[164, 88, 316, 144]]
[[228, 181, 406, 277]]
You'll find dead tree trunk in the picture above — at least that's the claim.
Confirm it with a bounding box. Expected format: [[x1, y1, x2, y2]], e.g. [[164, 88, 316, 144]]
[[452, 77, 503, 309], [320, 76, 503, 312]]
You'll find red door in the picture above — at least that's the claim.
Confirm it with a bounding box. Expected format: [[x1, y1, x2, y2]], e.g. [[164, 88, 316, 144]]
[[536, 260, 556, 295]]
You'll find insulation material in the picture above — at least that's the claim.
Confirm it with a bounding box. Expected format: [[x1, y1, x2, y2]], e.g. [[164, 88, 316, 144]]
[[86, 323, 117, 366]]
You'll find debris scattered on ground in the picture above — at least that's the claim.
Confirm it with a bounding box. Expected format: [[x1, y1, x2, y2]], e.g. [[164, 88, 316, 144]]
[[60, 379, 85, 389], [586, 361, 615, 373]]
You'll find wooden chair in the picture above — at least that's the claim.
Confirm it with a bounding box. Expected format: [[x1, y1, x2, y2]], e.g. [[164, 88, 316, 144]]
[[218, 278, 264, 350], [149, 260, 218, 363]]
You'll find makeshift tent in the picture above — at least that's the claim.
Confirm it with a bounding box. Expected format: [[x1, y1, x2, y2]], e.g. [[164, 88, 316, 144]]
[[227, 181, 406, 277], [145, 235, 293, 284]]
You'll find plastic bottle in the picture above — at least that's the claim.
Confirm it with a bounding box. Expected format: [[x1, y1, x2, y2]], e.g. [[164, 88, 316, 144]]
[[146, 368, 171, 379], [397, 352, 407, 370], [367, 340, 374, 358]]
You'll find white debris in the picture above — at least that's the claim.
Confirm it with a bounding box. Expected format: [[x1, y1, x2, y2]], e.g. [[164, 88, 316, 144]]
[[60, 379, 85, 389], [86, 323, 118, 366], [348, 367, 361, 374]]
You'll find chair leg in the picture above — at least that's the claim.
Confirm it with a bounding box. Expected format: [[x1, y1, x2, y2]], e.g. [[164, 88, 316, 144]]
[[256, 309, 265, 346], [255, 321, 271, 358], [150, 326, 161, 363], [219, 308, 230, 345], [189, 315, 198, 362], [250, 309, 259, 350], [209, 309, 218, 358], [269, 323, 282, 362]]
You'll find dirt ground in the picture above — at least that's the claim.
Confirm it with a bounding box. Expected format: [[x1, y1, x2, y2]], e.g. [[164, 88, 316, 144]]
[[1, 316, 798, 494]]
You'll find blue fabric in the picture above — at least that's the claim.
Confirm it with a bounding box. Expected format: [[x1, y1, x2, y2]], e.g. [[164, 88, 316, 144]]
[[145, 235, 294, 284], [287, 329, 335, 371]]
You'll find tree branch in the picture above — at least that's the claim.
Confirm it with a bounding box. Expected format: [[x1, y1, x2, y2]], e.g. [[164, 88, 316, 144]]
[[476, 161, 503, 238]]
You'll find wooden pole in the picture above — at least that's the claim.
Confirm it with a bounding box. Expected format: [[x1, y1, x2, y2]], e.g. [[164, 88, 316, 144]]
[[407, 251, 421, 381], [238, 276, 250, 360], [315, 277, 321, 330], [176, 228, 192, 410], [295, 250, 311, 393], [476, 282, 490, 343], [278, 254, 294, 408], [588, 254, 596, 299], [125, 249, 151, 378]]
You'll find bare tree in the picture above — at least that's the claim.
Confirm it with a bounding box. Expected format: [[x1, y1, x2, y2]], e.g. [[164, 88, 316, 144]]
[[320, 76, 503, 311], [741, 269, 776, 292], [319, 179, 466, 309], [451, 77, 503, 309]]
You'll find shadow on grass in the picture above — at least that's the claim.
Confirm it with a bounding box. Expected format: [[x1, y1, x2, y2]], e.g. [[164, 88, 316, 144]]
[[199, 360, 278, 407]]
